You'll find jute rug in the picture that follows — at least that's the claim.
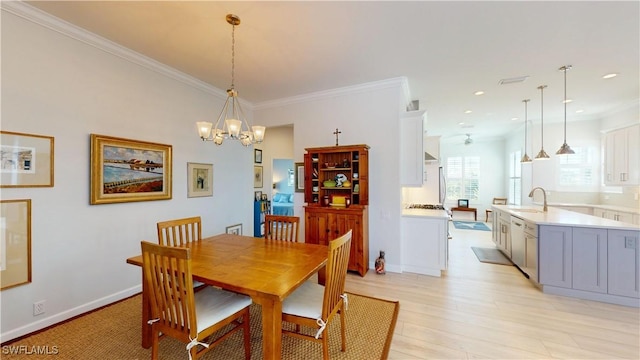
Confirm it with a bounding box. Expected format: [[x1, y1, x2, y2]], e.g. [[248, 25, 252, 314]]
[[2, 292, 399, 360], [471, 247, 513, 265]]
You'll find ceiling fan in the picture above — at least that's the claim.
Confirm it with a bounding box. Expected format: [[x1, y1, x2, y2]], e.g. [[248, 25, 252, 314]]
[[464, 134, 473, 146]]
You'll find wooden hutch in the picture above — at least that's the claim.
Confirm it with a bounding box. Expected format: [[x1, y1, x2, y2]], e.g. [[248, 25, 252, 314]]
[[303, 144, 369, 276]]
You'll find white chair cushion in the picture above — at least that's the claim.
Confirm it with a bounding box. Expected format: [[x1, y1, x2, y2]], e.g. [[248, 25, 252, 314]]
[[282, 281, 324, 320], [195, 287, 252, 332], [193, 280, 206, 288]]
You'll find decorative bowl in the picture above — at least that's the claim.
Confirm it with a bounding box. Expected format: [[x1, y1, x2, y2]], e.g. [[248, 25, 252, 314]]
[[323, 180, 336, 188], [341, 180, 351, 188]]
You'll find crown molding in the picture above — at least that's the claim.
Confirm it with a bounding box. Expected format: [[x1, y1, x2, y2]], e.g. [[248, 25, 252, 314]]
[[253, 77, 410, 111], [1, 1, 229, 101]]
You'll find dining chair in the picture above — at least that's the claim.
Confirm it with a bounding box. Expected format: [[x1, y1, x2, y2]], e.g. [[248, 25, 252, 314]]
[[264, 215, 300, 242], [157, 216, 202, 247], [140, 241, 251, 360], [281, 230, 353, 359], [486, 197, 508, 222]]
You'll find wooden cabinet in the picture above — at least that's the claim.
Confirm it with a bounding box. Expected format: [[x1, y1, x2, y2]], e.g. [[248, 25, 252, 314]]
[[303, 144, 370, 277], [607, 230, 640, 298], [400, 110, 425, 186], [305, 206, 369, 276], [304, 144, 369, 206], [604, 124, 639, 185]]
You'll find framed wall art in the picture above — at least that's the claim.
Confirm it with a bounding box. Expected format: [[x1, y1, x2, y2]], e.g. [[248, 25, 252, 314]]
[[254, 191, 262, 201], [187, 162, 213, 198], [1, 131, 54, 188], [254, 149, 262, 164], [90, 134, 172, 205], [1, 199, 32, 290], [254, 165, 263, 188], [226, 223, 242, 235], [295, 162, 304, 193]]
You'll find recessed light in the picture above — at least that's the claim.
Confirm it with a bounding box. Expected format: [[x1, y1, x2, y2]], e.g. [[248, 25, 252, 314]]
[[464, 110, 472, 114], [576, 109, 584, 113], [562, 99, 573, 104], [603, 73, 618, 79], [474, 91, 485, 96], [511, 117, 519, 121], [458, 122, 465, 125]]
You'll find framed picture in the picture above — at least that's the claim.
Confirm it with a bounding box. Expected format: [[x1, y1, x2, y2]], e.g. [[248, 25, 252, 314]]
[[261, 194, 268, 201], [295, 162, 305, 193], [226, 223, 242, 235], [187, 162, 213, 198], [254, 165, 263, 188], [1, 199, 32, 290], [254, 191, 262, 201], [457, 199, 469, 208], [90, 134, 172, 205], [254, 149, 262, 164], [1, 131, 54, 188]]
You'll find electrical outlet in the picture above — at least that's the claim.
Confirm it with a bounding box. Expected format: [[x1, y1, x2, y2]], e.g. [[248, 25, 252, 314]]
[[33, 300, 45, 316], [625, 237, 637, 249]]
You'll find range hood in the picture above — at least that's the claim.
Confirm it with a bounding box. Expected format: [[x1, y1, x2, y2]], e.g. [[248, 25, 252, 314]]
[[424, 151, 437, 162]]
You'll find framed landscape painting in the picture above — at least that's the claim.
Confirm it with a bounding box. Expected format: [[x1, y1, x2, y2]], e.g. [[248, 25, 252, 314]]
[[90, 134, 172, 205], [0, 131, 54, 188]]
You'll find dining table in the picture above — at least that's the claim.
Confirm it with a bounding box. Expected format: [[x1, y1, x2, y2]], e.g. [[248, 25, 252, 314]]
[[126, 233, 328, 360]]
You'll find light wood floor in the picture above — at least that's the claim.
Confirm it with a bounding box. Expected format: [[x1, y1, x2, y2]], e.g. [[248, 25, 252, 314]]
[[344, 225, 640, 359]]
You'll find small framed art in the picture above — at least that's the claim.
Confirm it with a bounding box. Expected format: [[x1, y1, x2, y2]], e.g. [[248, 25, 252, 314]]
[[1, 131, 54, 188], [254, 149, 262, 164], [187, 162, 213, 198], [254, 165, 263, 188], [226, 223, 242, 235]]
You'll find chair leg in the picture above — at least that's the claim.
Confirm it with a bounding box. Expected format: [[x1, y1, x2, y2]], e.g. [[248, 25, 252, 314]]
[[322, 330, 329, 360], [340, 307, 346, 352], [243, 310, 251, 360], [150, 326, 159, 360]]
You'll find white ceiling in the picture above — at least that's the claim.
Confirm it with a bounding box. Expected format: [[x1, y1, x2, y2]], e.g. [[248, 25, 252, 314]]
[[22, 1, 640, 144]]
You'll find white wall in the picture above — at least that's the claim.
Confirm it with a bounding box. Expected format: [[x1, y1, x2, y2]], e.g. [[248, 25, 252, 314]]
[[1, 9, 253, 340], [254, 80, 407, 273]]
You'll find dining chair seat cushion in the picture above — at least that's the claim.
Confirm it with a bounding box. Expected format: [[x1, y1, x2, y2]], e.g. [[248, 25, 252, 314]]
[[282, 281, 324, 320], [195, 287, 252, 332]]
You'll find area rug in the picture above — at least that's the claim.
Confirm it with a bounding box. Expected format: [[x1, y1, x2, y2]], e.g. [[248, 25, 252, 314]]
[[453, 220, 491, 231], [2, 292, 399, 360], [471, 247, 513, 265]]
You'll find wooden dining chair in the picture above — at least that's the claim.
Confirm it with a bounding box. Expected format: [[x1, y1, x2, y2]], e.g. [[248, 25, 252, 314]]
[[264, 215, 300, 242], [140, 241, 251, 360], [157, 216, 202, 247], [281, 230, 352, 359], [485, 197, 508, 222]]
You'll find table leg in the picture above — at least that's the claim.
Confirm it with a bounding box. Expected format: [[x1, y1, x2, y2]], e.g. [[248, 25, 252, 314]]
[[254, 295, 282, 360]]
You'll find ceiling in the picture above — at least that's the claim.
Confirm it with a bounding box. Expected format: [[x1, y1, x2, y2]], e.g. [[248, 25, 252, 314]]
[[22, 1, 640, 144]]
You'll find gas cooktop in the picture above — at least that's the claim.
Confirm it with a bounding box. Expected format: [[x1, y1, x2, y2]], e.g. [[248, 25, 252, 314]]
[[407, 204, 446, 210]]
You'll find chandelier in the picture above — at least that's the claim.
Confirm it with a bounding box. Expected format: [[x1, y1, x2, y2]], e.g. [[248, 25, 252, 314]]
[[196, 14, 265, 146]]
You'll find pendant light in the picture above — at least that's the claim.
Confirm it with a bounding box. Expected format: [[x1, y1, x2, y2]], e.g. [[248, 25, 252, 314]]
[[534, 85, 550, 160], [520, 99, 531, 163], [556, 65, 575, 155], [196, 14, 266, 146]]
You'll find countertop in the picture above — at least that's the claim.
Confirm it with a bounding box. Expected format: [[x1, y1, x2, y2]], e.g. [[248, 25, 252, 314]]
[[402, 209, 450, 219], [543, 202, 639, 214], [493, 205, 639, 231]]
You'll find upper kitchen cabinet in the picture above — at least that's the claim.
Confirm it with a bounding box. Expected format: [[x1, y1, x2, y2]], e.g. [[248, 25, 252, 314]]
[[604, 124, 639, 186], [400, 110, 426, 186]]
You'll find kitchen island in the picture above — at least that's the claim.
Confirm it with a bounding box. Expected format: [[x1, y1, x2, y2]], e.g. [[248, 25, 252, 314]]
[[492, 204, 639, 307], [401, 208, 450, 277]]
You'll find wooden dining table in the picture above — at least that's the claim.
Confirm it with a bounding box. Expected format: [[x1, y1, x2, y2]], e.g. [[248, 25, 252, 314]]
[[126, 233, 328, 360]]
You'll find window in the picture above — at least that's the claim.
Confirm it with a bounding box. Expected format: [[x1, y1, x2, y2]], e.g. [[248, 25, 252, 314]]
[[557, 146, 596, 189], [446, 156, 479, 200], [508, 151, 521, 205]]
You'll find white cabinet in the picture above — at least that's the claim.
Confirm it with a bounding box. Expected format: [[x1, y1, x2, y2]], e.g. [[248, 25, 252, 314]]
[[604, 124, 639, 185], [539, 226, 573, 289], [401, 215, 448, 277], [572, 227, 608, 294], [523, 221, 538, 282], [495, 210, 511, 258], [400, 110, 426, 186], [608, 230, 640, 298], [596, 209, 635, 224]]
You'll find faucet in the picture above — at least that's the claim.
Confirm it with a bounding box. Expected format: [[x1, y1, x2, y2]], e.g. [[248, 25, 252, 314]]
[[528, 187, 548, 212]]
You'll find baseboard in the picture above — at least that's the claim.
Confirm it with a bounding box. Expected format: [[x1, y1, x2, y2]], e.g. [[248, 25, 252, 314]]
[[0, 285, 141, 343]]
